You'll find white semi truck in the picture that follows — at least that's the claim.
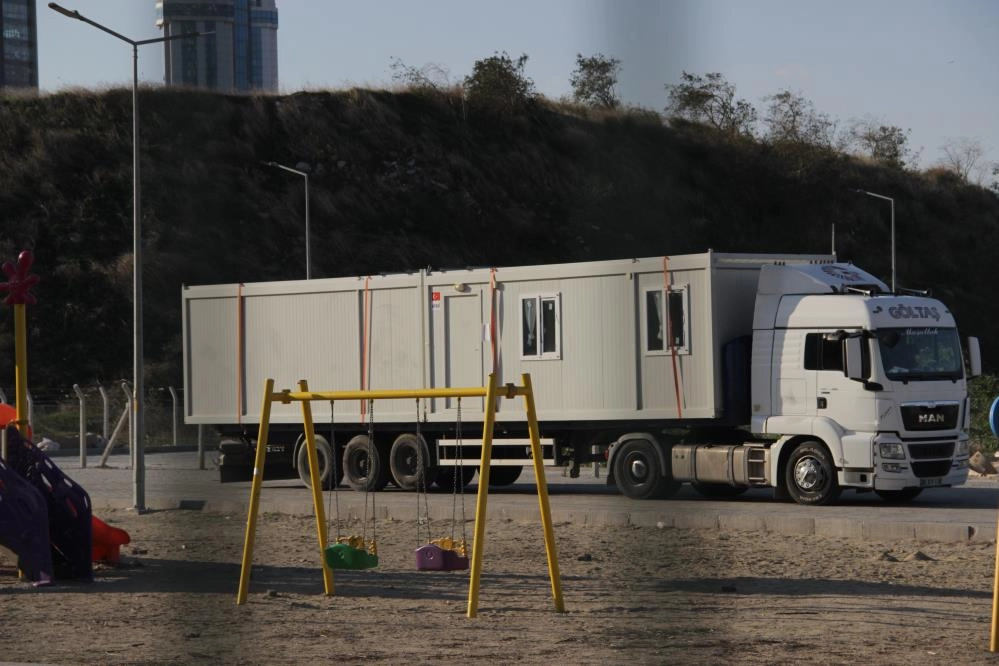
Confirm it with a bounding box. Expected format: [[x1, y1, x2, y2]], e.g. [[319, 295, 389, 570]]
[[181, 251, 981, 505]]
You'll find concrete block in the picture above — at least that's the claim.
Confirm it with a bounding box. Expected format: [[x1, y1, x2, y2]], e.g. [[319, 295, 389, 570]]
[[814, 517, 864, 539], [629, 512, 672, 528], [764, 514, 815, 536], [718, 513, 765, 532], [863, 521, 915, 541], [912, 522, 974, 542], [585, 511, 631, 527], [672, 512, 719, 531], [970, 523, 996, 543]]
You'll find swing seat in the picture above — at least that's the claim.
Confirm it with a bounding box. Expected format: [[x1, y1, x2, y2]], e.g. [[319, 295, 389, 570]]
[[324, 543, 379, 570], [415, 543, 469, 571]]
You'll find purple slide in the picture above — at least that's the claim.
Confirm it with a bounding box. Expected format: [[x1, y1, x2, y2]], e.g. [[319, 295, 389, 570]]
[[0, 456, 53, 585]]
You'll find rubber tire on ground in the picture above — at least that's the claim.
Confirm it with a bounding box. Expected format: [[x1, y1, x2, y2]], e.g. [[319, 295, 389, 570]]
[[691, 482, 749, 499], [219, 465, 251, 483], [483, 465, 523, 487], [389, 433, 437, 491], [874, 487, 923, 503], [435, 466, 476, 492], [612, 439, 680, 500], [784, 440, 841, 506], [296, 434, 341, 490], [343, 434, 389, 492]]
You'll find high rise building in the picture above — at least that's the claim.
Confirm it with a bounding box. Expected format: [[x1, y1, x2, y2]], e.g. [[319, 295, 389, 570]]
[[155, 0, 278, 93], [0, 0, 38, 90]]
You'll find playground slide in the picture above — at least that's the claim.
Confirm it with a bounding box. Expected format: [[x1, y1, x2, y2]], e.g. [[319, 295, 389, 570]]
[[2, 425, 94, 581]]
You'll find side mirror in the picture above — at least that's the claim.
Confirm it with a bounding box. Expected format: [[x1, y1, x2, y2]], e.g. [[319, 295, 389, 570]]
[[968, 337, 982, 377], [844, 336, 865, 381]]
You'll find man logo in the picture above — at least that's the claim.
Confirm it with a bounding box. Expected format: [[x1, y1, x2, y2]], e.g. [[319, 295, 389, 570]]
[[918, 413, 944, 424]]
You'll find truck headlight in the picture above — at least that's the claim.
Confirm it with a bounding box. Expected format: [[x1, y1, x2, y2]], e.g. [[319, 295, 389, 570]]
[[879, 442, 906, 460], [955, 441, 970, 456]]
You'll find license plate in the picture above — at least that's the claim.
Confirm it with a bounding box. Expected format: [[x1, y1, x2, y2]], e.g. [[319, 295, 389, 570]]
[[919, 477, 943, 487]]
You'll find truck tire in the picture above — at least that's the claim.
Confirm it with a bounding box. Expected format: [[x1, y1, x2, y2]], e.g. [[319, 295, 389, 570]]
[[484, 465, 522, 487], [343, 434, 389, 492], [691, 482, 748, 499], [296, 434, 340, 490], [785, 440, 841, 506], [389, 433, 437, 491], [612, 439, 679, 500], [435, 466, 475, 492], [874, 487, 922, 503]]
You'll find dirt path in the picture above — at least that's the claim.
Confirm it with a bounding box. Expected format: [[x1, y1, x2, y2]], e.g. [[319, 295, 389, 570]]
[[2, 509, 998, 665]]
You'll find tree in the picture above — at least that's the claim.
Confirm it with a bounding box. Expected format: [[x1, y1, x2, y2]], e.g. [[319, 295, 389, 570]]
[[849, 119, 916, 169], [664, 72, 757, 138], [938, 137, 986, 184], [464, 51, 536, 114], [569, 53, 621, 109], [389, 57, 454, 93], [762, 90, 835, 147]]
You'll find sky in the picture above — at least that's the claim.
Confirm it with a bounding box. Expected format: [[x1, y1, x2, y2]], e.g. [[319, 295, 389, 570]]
[[37, 0, 999, 178]]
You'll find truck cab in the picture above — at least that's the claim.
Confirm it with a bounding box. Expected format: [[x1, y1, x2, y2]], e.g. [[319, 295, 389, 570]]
[[752, 262, 977, 504]]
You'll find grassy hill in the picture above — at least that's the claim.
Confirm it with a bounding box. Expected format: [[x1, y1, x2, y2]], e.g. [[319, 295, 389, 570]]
[[1, 87, 997, 392]]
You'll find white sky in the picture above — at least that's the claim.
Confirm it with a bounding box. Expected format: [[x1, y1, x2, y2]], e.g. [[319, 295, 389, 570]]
[[37, 0, 999, 177]]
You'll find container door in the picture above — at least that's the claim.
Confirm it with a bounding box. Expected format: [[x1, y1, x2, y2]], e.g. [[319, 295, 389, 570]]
[[431, 289, 484, 411]]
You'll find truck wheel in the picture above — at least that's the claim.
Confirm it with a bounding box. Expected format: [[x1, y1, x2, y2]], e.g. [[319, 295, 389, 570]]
[[343, 435, 389, 492], [785, 440, 841, 506], [296, 434, 340, 490], [612, 439, 679, 500], [484, 465, 522, 487], [874, 487, 923, 503], [389, 433, 437, 491], [435, 466, 475, 492], [691, 482, 748, 499]]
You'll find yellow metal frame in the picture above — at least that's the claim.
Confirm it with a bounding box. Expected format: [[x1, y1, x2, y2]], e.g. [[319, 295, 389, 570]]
[[236, 372, 565, 618]]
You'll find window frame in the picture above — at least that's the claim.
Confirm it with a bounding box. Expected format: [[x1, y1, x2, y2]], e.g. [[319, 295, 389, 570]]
[[520, 292, 562, 361], [644, 284, 691, 356]]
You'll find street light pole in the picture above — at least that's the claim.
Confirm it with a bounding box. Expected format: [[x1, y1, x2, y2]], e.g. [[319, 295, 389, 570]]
[[49, 3, 211, 512], [854, 189, 896, 293], [263, 161, 312, 279]]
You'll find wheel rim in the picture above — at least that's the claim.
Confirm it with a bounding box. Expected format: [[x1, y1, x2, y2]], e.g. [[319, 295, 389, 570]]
[[627, 455, 649, 484], [793, 455, 827, 491]]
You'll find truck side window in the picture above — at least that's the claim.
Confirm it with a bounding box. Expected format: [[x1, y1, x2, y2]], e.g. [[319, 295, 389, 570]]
[[521, 293, 561, 360], [804, 333, 844, 371], [646, 286, 689, 354]]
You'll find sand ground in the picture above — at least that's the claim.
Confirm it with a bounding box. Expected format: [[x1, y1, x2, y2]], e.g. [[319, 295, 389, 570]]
[[2, 508, 999, 665]]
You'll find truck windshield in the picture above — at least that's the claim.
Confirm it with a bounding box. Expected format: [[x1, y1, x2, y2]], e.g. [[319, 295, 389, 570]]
[[876, 327, 963, 381]]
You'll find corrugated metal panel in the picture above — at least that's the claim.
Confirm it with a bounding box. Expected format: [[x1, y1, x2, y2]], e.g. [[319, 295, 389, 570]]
[[368, 285, 423, 419]]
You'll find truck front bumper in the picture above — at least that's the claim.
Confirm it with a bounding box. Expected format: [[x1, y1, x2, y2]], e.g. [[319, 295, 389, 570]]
[[872, 433, 970, 490]]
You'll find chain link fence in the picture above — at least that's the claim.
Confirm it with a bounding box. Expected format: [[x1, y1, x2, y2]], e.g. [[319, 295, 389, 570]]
[[4, 384, 203, 451]]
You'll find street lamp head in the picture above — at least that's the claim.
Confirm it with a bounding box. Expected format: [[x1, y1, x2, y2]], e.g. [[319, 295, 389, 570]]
[[48, 2, 81, 19]]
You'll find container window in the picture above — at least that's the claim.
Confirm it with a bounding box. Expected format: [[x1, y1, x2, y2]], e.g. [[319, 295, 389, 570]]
[[521, 294, 561, 360], [646, 285, 689, 355]]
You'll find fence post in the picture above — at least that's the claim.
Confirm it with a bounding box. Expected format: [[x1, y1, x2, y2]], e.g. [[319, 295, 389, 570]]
[[26, 389, 33, 432], [0, 387, 6, 403], [198, 424, 205, 470], [99, 384, 110, 440], [121, 381, 133, 469], [73, 384, 87, 469], [168, 386, 179, 448]]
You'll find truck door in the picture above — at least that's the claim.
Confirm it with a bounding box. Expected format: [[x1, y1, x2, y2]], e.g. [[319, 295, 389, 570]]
[[773, 330, 810, 417]]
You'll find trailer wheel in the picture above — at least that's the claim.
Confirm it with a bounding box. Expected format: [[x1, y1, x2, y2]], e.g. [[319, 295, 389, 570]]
[[343, 435, 389, 492], [691, 482, 748, 499], [612, 439, 679, 500], [296, 434, 340, 490], [484, 465, 522, 487], [874, 487, 922, 503], [435, 466, 475, 492], [785, 440, 841, 506], [389, 433, 437, 491]]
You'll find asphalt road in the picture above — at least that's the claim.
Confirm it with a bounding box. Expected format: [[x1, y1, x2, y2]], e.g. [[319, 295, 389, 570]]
[[47, 448, 999, 544]]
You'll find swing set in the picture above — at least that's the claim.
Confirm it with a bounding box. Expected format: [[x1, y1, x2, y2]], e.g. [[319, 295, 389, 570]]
[[236, 372, 564, 618]]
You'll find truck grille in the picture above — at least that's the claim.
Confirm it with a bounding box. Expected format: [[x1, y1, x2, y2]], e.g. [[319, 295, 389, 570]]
[[900, 403, 959, 431], [906, 442, 955, 460], [911, 460, 953, 478]]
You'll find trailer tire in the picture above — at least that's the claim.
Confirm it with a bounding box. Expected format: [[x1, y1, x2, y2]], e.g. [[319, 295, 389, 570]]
[[612, 439, 679, 500], [343, 435, 389, 492], [874, 487, 923, 503], [389, 433, 437, 491], [435, 466, 475, 492], [691, 482, 748, 499], [296, 434, 340, 490], [484, 465, 522, 487], [785, 440, 841, 506]]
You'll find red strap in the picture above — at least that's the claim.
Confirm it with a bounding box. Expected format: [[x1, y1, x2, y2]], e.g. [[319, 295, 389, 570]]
[[489, 268, 498, 375], [361, 277, 371, 423], [236, 283, 245, 427]]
